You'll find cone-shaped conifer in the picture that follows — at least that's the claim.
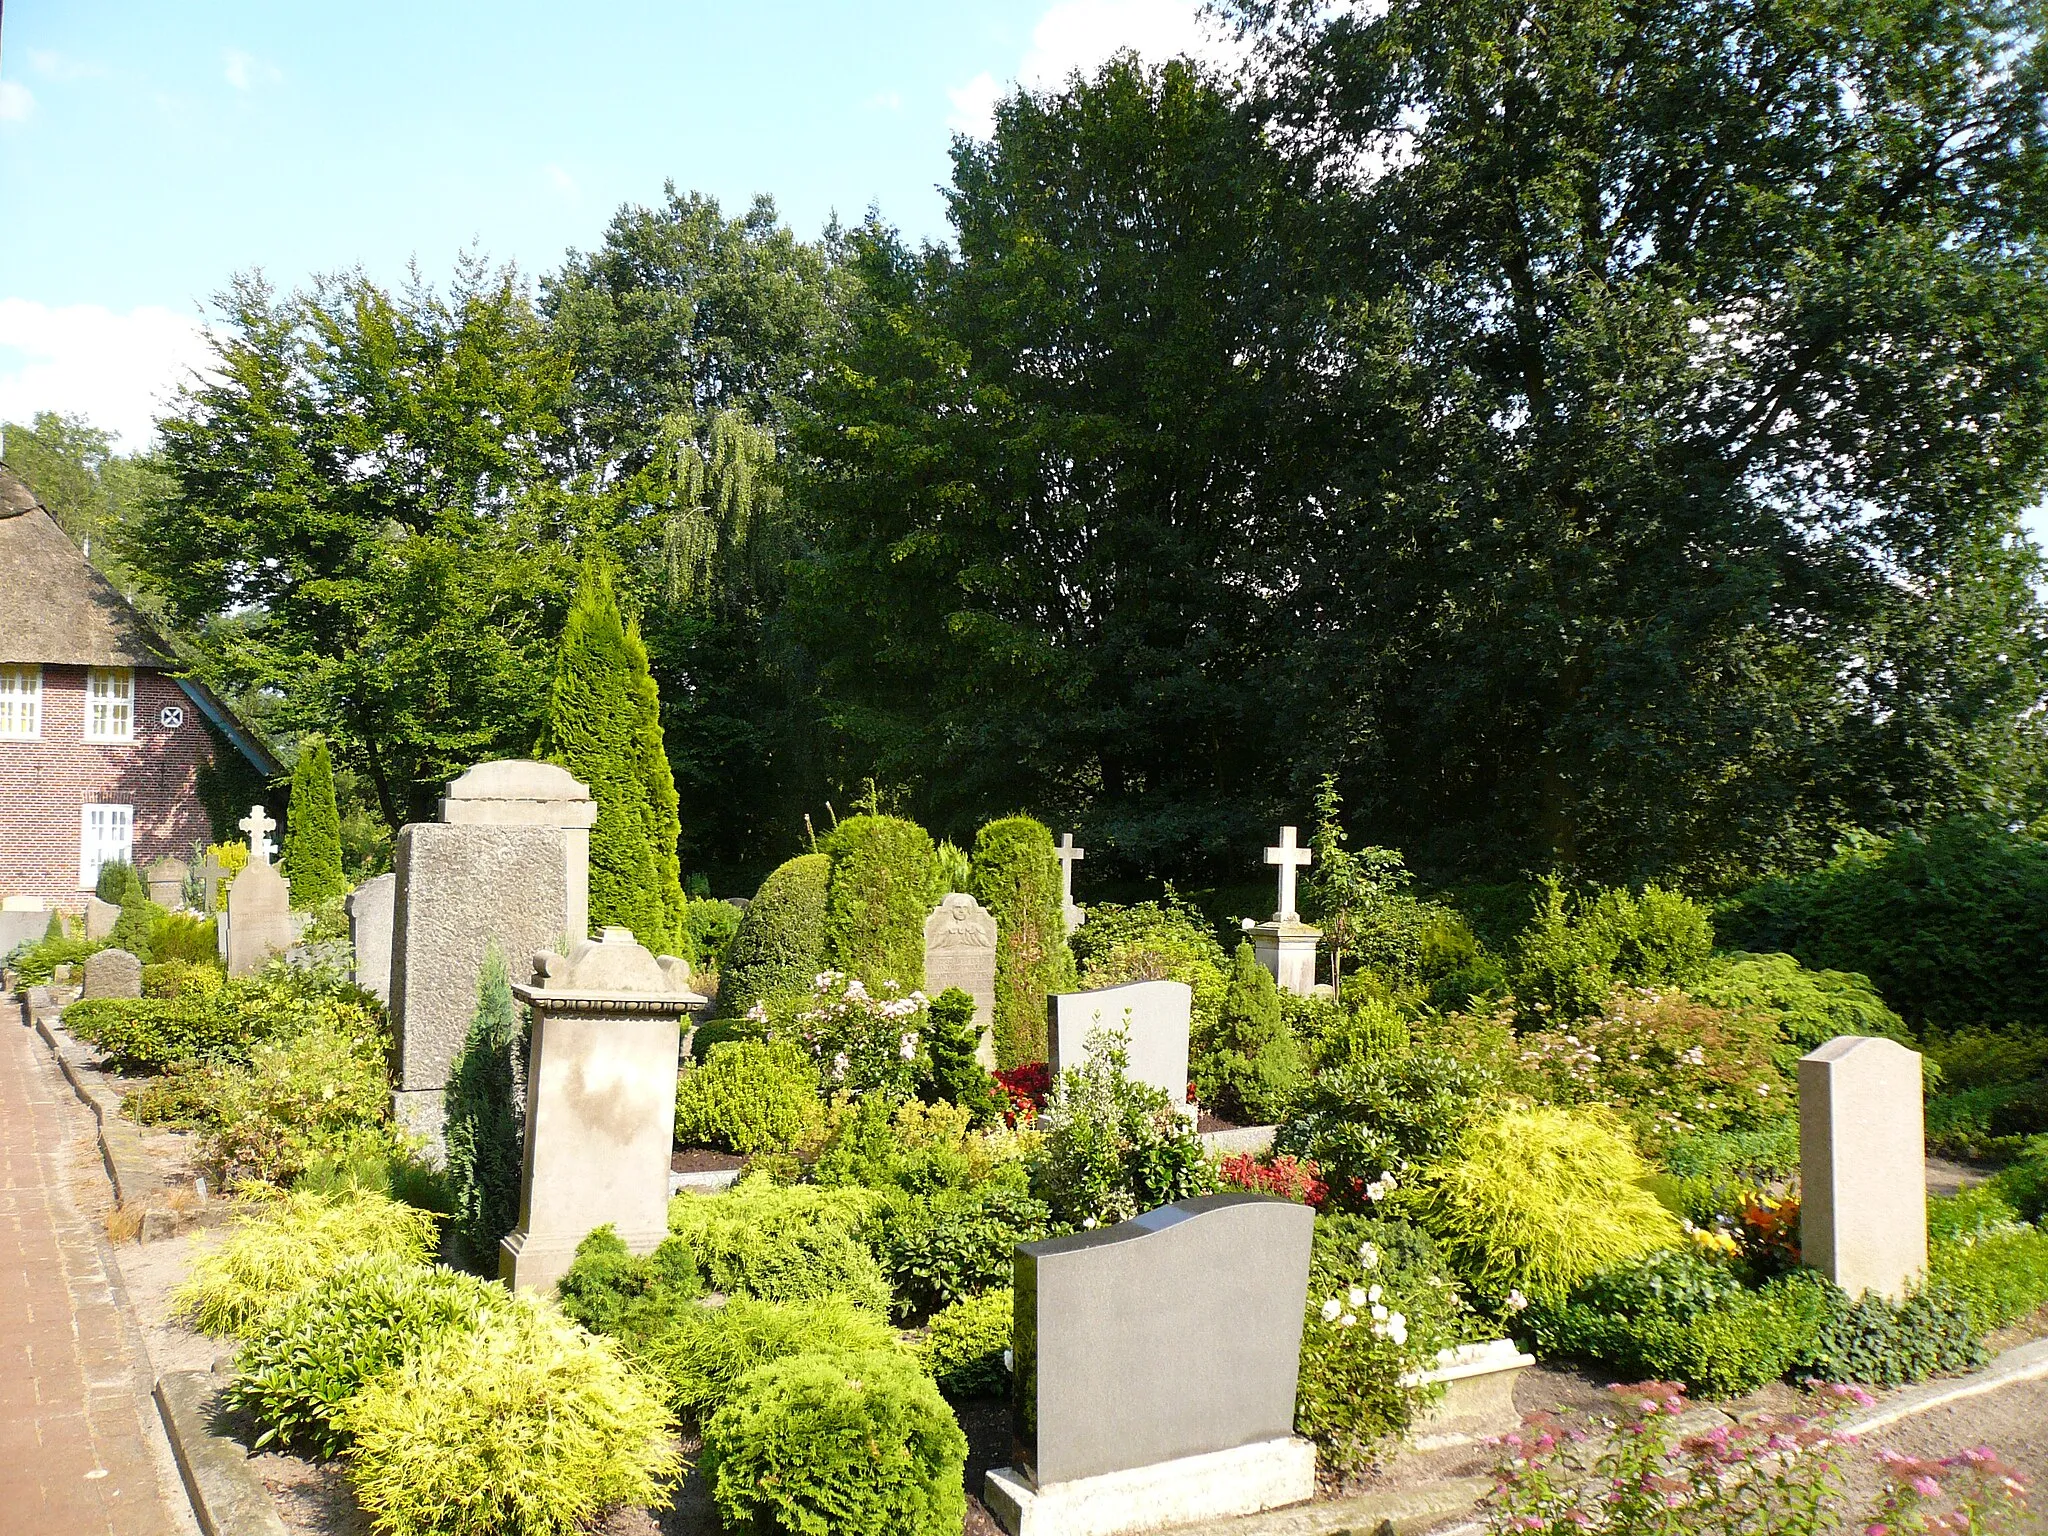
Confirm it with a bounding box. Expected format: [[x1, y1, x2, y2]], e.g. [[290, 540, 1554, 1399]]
[[281, 736, 345, 908]]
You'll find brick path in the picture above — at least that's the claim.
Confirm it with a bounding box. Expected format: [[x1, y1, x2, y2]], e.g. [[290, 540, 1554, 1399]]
[[1, 1007, 187, 1533]]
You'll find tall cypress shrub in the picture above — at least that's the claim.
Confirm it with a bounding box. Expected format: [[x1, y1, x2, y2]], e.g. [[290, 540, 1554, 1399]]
[[281, 736, 345, 909], [540, 562, 674, 949], [445, 946, 524, 1271], [970, 816, 1075, 1067], [821, 815, 940, 989], [722, 853, 831, 1013]]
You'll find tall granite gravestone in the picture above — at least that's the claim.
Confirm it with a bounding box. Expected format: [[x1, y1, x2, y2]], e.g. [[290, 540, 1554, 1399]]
[[1249, 826, 1320, 997], [1048, 980, 1193, 1113], [84, 896, 122, 941], [1801, 1035, 1927, 1301], [145, 855, 190, 911], [986, 1194, 1316, 1535], [226, 855, 294, 977], [81, 947, 142, 999], [926, 893, 999, 1067], [502, 928, 705, 1294], [389, 761, 598, 1151], [346, 873, 396, 1005]]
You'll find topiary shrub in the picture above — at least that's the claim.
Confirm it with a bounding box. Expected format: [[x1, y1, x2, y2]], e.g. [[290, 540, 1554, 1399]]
[[337, 1298, 681, 1536], [173, 1189, 440, 1336], [821, 814, 940, 988], [281, 736, 346, 909], [720, 853, 831, 1015], [107, 887, 163, 964], [923, 986, 1004, 1122], [701, 1348, 966, 1536], [96, 860, 148, 906], [554, 1225, 702, 1342], [673, 1039, 822, 1154], [225, 1253, 508, 1456], [1073, 892, 1230, 1036], [446, 947, 524, 1269], [1196, 941, 1304, 1123], [1410, 1106, 1684, 1306], [969, 815, 1076, 1067], [666, 1177, 893, 1311], [919, 1288, 1012, 1398], [634, 1295, 905, 1419]]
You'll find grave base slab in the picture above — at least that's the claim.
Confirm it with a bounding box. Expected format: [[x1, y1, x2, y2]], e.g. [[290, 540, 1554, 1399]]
[[985, 1436, 1316, 1536], [1404, 1339, 1535, 1448]]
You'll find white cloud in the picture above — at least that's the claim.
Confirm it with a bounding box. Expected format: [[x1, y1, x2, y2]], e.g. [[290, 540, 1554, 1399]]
[[947, 0, 1246, 136], [27, 49, 104, 81], [0, 300, 217, 450], [543, 163, 579, 199], [223, 49, 281, 92], [0, 80, 34, 122], [866, 90, 905, 112]]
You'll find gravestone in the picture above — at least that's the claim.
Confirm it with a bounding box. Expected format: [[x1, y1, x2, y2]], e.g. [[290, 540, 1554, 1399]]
[[1048, 980, 1193, 1112], [146, 856, 191, 911], [1057, 834, 1086, 934], [0, 897, 46, 957], [84, 896, 121, 941], [1801, 1035, 1927, 1302], [226, 854, 294, 977], [346, 873, 397, 1005], [502, 928, 705, 1294], [986, 1193, 1316, 1534], [198, 852, 230, 913], [1250, 826, 1321, 997], [389, 761, 597, 1152], [81, 947, 142, 1000], [925, 893, 998, 1067]]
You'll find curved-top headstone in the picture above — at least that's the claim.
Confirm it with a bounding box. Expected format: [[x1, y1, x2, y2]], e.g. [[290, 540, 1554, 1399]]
[[81, 947, 142, 1000], [1048, 979, 1193, 1111], [226, 858, 293, 977], [84, 895, 122, 941], [345, 873, 397, 1004], [925, 893, 998, 1066]]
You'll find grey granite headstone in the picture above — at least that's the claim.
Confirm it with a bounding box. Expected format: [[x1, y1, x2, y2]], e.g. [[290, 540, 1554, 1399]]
[[226, 858, 294, 977], [146, 856, 191, 911], [84, 895, 122, 941], [1801, 1035, 1927, 1301], [81, 947, 143, 999], [925, 893, 998, 1067], [1011, 1193, 1312, 1486], [346, 873, 397, 1005], [1048, 979, 1193, 1110], [0, 905, 48, 957]]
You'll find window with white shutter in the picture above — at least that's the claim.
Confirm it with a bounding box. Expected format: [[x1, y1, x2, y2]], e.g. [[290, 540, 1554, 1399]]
[[86, 667, 134, 742], [79, 804, 135, 890], [0, 665, 39, 739]]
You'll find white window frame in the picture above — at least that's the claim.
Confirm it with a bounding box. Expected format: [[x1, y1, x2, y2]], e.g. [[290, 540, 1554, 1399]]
[[79, 804, 134, 891], [85, 666, 134, 743], [0, 664, 40, 740]]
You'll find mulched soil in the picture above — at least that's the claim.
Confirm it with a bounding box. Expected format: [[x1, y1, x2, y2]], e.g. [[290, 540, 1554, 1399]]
[[670, 1148, 746, 1175], [1196, 1108, 1249, 1135]]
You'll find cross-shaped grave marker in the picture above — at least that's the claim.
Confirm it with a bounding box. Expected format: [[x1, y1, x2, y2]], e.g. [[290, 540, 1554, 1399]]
[[240, 805, 277, 866], [1264, 825, 1312, 922], [1057, 833, 1086, 910]]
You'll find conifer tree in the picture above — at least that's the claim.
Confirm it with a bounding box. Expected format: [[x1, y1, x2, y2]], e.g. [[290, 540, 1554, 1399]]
[[970, 816, 1076, 1067], [445, 946, 524, 1270], [281, 736, 345, 908], [540, 561, 682, 948], [924, 987, 1004, 1123]]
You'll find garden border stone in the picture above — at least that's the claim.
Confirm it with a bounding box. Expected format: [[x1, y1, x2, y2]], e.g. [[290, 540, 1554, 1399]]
[[154, 1369, 291, 1536]]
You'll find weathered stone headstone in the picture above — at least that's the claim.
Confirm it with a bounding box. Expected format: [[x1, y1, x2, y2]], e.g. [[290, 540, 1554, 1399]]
[[1250, 825, 1321, 997], [199, 852, 229, 913], [346, 873, 396, 1005], [1801, 1035, 1927, 1302], [145, 856, 191, 911], [986, 1193, 1317, 1533], [389, 760, 598, 1151], [1057, 833, 1087, 934], [925, 893, 998, 1067], [502, 928, 705, 1294], [226, 856, 294, 977], [0, 897, 47, 957], [1048, 980, 1193, 1112], [84, 896, 121, 941], [81, 947, 142, 1000]]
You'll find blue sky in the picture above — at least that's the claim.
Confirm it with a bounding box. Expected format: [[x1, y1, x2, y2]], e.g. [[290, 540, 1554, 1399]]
[[0, 0, 1235, 445]]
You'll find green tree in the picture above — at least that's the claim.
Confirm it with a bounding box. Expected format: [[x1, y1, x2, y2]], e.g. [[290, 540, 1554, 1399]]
[[281, 737, 345, 909], [969, 816, 1076, 1067], [445, 946, 523, 1271], [820, 814, 939, 989], [1, 411, 167, 590], [721, 853, 831, 1014], [540, 561, 681, 949], [1197, 941, 1302, 1123], [922, 987, 1003, 1123]]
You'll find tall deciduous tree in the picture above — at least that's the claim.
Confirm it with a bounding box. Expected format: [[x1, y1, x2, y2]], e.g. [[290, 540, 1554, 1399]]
[[281, 737, 345, 909]]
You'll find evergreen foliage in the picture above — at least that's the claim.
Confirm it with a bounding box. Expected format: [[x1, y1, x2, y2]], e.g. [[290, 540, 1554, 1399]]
[[820, 814, 939, 989], [969, 815, 1075, 1066], [923, 987, 1004, 1123], [107, 888, 161, 964], [445, 947, 524, 1271], [719, 852, 830, 1012], [1198, 942, 1304, 1123], [281, 736, 346, 909], [95, 860, 147, 906], [540, 561, 676, 950], [673, 1040, 822, 1154]]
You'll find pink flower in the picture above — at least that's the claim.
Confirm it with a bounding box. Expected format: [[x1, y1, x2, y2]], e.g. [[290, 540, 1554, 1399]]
[[1911, 1476, 1941, 1497], [1864, 1524, 1889, 1535]]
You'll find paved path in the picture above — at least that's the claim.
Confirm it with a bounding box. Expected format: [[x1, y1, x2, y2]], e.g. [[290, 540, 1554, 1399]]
[[1, 1006, 189, 1533]]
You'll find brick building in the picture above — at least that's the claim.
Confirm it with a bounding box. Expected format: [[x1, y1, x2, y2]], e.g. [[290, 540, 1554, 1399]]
[[0, 466, 275, 910]]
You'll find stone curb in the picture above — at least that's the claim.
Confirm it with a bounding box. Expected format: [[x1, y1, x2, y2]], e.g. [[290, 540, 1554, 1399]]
[[29, 1003, 161, 1208], [1837, 1335, 2048, 1436], [154, 1372, 291, 1536]]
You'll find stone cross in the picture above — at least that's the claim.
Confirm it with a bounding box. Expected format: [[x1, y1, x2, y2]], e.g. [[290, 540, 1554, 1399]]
[[239, 805, 277, 866], [1057, 833, 1086, 932], [1264, 826, 1312, 922]]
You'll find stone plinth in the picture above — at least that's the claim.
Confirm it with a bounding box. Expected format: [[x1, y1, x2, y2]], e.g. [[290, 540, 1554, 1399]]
[[1249, 919, 1320, 997], [501, 928, 706, 1295], [437, 760, 597, 941], [84, 896, 121, 941], [1049, 981, 1192, 1111], [926, 893, 998, 1067], [81, 947, 142, 999], [1801, 1035, 1927, 1301], [1005, 1193, 1313, 1497], [146, 856, 190, 911], [226, 859, 293, 977], [1403, 1340, 1535, 1448], [345, 873, 396, 1005], [986, 1439, 1315, 1536]]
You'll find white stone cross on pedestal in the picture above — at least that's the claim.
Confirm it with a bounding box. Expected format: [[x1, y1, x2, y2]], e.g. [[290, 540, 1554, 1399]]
[[240, 805, 277, 867], [1057, 833, 1087, 934], [1265, 826, 1312, 922]]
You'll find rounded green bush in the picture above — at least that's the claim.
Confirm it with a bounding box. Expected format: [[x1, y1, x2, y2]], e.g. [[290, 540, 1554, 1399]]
[[636, 1295, 905, 1418], [673, 1040, 822, 1154], [225, 1253, 508, 1456], [721, 853, 830, 1014], [702, 1348, 966, 1536], [666, 1178, 893, 1312], [821, 814, 939, 988], [969, 815, 1076, 1067], [918, 1288, 1012, 1398]]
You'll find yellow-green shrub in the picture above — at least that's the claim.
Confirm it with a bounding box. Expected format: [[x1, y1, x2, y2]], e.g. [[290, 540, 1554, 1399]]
[[673, 1039, 822, 1154], [666, 1178, 892, 1312], [1410, 1107, 1682, 1305], [919, 1288, 1012, 1398], [199, 1019, 391, 1187], [172, 1190, 439, 1336], [337, 1299, 680, 1536], [633, 1295, 903, 1419]]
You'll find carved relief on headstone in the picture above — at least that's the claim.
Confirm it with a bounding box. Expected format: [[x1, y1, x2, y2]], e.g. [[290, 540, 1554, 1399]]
[[925, 893, 999, 1067]]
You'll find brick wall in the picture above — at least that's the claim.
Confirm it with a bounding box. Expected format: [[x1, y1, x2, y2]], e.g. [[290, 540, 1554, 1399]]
[[0, 665, 218, 910]]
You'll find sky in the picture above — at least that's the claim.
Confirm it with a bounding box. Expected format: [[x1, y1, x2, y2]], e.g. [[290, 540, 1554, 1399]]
[[0, 0, 1240, 448]]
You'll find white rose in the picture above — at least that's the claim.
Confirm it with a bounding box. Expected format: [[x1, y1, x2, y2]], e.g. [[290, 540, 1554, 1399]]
[[1347, 1287, 1367, 1308], [1321, 1297, 1342, 1322], [1368, 1284, 1382, 1305], [1359, 1242, 1380, 1269], [1338, 1313, 1357, 1328]]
